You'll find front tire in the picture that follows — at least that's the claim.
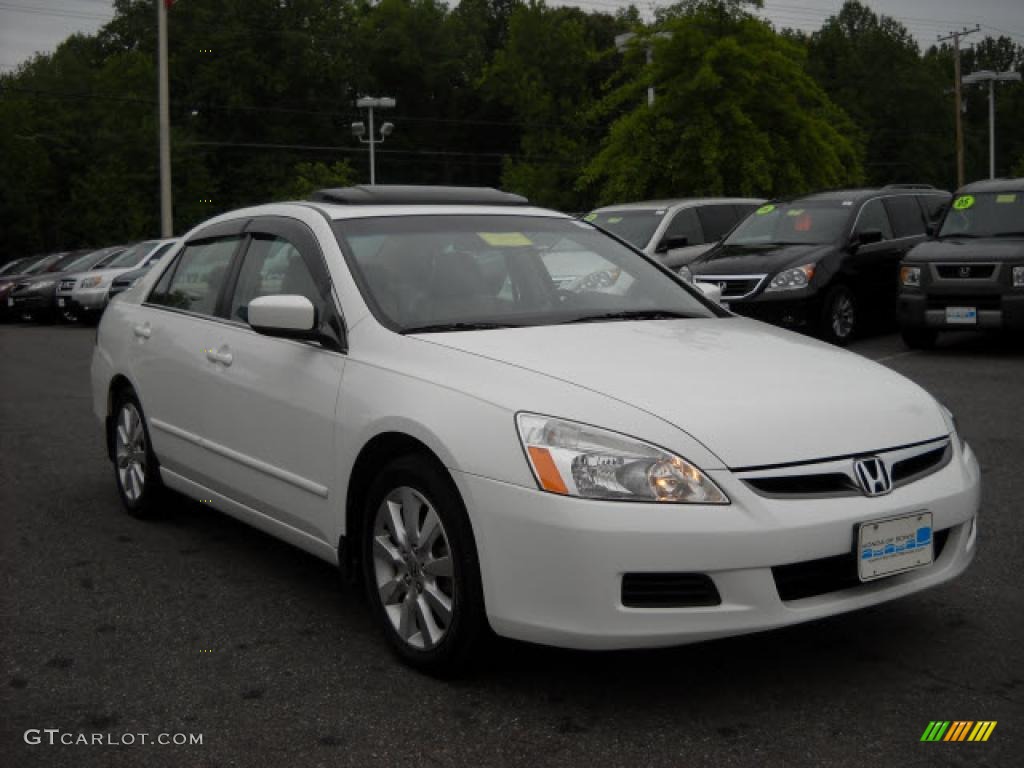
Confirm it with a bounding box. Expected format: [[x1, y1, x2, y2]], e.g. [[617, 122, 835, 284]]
[[361, 454, 487, 675], [819, 284, 858, 346], [111, 390, 163, 518]]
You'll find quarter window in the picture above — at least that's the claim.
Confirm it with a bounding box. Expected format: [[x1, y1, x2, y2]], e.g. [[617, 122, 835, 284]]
[[228, 235, 323, 323], [148, 237, 239, 315], [883, 196, 926, 238], [855, 199, 893, 240]]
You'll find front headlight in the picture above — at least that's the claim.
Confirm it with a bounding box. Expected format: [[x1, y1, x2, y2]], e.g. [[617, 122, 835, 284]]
[[1013, 266, 1024, 288], [80, 276, 107, 289], [677, 265, 693, 283], [32, 280, 56, 290], [516, 413, 728, 504], [900, 265, 921, 287], [939, 404, 966, 453], [765, 264, 815, 292]]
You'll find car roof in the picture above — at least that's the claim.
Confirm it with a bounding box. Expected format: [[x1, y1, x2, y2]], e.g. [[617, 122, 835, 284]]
[[957, 177, 1023, 194], [310, 185, 530, 207], [591, 198, 764, 212], [771, 187, 949, 205]]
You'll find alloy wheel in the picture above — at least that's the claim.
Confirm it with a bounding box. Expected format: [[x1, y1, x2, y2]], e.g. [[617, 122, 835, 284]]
[[371, 486, 455, 651], [831, 293, 855, 339], [115, 403, 147, 502]]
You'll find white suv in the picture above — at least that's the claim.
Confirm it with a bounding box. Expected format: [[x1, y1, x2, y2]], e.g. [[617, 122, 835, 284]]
[[91, 186, 979, 672]]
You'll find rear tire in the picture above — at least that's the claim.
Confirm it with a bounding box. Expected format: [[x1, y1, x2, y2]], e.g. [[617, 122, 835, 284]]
[[818, 284, 858, 346], [901, 327, 937, 350], [111, 389, 164, 518], [361, 454, 487, 676]]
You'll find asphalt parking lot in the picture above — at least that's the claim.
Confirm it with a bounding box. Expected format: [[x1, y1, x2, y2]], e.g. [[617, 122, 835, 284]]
[[1, 324, 1022, 768]]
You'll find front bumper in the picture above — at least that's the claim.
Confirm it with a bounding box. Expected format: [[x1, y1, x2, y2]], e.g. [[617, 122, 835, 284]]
[[900, 292, 1024, 330], [9, 290, 56, 314], [69, 287, 111, 312], [453, 442, 979, 650]]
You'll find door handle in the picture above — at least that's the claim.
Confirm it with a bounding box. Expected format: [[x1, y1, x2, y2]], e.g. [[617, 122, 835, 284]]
[[133, 323, 151, 339], [205, 346, 233, 366]]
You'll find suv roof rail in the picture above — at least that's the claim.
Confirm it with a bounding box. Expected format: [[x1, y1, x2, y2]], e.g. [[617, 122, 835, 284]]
[[882, 183, 936, 190], [309, 185, 530, 206]]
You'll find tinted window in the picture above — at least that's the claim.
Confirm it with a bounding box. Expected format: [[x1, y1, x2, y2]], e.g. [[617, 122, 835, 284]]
[[106, 241, 161, 269], [918, 195, 948, 225], [725, 202, 851, 246], [0, 258, 27, 275], [229, 236, 323, 323], [333, 215, 715, 331], [733, 203, 758, 221], [855, 199, 893, 240], [883, 196, 926, 238], [148, 237, 239, 315], [939, 191, 1024, 238], [584, 209, 665, 249], [661, 208, 703, 247], [697, 205, 740, 242]]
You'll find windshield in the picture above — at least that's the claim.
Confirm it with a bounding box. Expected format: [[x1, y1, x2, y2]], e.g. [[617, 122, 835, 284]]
[[332, 215, 716, 332], [63, 248, 119, 273], [0, 258, 27, 275], [583, 209, 664, 249], [939, 191, 1024, 238], [24, 254, 65, 274], [724, 202, 851, 246], [106, 241, 159, 269]]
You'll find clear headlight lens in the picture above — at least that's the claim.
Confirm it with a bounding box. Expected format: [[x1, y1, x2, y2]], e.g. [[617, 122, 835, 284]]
[[80, 276, 107, 289], [900, 265, 921, 287], [516, 413, 728, 504], [32, 279, 55, 290], [766, 264, 815, 292], [1013, 266, 1024, 288], [678, 265, 693, 283]]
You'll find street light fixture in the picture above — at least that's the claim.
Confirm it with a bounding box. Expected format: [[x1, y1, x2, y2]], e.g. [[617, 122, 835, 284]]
[[961, 69, 1021, 179], [352, 96, 396, 184]]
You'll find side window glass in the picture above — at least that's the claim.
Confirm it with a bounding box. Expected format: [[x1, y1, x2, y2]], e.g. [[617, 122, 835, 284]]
[[149, 237, 239, 315], [661, 208, 703, 247], [696, 205, 741, 243], [918, 195, 948, 226], [229, 235, 323, 323], [883, 196, 926, 238], [855, 199, 893, 240]]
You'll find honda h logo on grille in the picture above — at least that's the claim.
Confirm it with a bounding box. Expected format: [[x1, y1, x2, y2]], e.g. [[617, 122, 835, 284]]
[[853, 457, 892, 497], [958, 266, 971, 278]]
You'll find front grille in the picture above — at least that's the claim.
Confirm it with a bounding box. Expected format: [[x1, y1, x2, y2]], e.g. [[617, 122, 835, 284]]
[[621, 573, 721, 608], [772, 529, 950, 602], [695, 275, 766, 300], [745, 473, 857, 497], [891, 445, 950, 485], [936, 264, 996, 279], [59, 279, 76, 291], [926, 295, 1001, 310]]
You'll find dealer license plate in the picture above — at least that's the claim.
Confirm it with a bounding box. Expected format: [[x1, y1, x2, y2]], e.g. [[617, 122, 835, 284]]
[[857, 512, 933, 581], [945, 306, 977, 324]]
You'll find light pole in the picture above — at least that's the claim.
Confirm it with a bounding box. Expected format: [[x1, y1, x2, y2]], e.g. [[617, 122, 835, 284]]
[[352, 96, 395, 184], [961, 69, 1021, 179], [157, 0, 173, 236]]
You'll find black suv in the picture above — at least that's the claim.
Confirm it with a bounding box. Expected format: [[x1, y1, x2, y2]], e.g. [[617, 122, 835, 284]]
[[898, 178, 1024, 348], [686, 186, 950, 344]]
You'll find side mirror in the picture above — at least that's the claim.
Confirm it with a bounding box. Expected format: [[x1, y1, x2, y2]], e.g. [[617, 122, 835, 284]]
[[248, 295, 318, 340], [697, 282, 723, 304], [655, 235, 690, 254], [854, 229, 884, 247]]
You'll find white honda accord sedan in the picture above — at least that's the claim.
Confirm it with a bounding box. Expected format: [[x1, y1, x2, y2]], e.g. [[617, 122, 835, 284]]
[[91, 186, 980, 672]]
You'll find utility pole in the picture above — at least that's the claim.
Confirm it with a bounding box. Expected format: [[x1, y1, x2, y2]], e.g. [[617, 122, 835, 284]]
[[938, 26, 979, 188], [157, 0, 173, 236]]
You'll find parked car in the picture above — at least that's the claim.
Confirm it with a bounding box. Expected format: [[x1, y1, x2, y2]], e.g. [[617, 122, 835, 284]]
[[0, 257, 33, 276], [1, 251, 75, 321], [69, 239, 176, 322], [107, 240, 181, 301], [585, 198, 764, 269], [685, 185, 951, 345], [898, 178, 1024, 348], [53, 246, 129, 321], [10, 247, 125, 323], [92, 185, 978, 673]]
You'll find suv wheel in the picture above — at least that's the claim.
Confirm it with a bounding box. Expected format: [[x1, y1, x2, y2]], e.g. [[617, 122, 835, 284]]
[[820, 285, 857, 346], [901, 327, 937, 350], [111, 390, 163, 517], [362, 454, 487, 675]]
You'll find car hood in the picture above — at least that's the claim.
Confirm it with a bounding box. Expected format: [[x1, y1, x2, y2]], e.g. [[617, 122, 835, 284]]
[[905, 236, 1024, 263], [74, 267, 136, 283], [693, 243, 835, 275], [414, 318, 947, 468]]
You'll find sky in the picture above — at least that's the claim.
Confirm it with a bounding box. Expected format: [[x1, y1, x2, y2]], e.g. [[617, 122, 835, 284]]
[[1, 0, 1023, 74]]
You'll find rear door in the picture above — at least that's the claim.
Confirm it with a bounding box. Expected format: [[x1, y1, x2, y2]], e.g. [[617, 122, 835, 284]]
[[191, 215, 345, 546]]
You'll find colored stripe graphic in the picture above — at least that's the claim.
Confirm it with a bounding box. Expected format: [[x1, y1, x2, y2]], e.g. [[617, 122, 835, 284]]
[[945, 721, 972, 741], [921, 721, 950, 741], [921, 721, 996, 742], [968, 722, 997, 742]]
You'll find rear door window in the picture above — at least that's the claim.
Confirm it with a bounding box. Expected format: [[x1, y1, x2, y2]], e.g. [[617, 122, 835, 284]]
[[883, 196, 926, 238], [854, 199, 894, 240], [696, 205, 741, 242]]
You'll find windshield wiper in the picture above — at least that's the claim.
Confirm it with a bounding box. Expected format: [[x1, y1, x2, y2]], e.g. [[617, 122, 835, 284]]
[[561, 310, 698, 324], [402, 321, 522, 334]]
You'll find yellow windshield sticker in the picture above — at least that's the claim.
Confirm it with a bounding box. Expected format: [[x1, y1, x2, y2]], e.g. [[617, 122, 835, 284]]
[[786, 208, 805, 217], [756, 204, 775, 215], [478, 232, 533, 247], [583, 213, 597, 222], [953, 195, 975, 210], [607, 216, 623, 223], [996, 193, 1016, 204]]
